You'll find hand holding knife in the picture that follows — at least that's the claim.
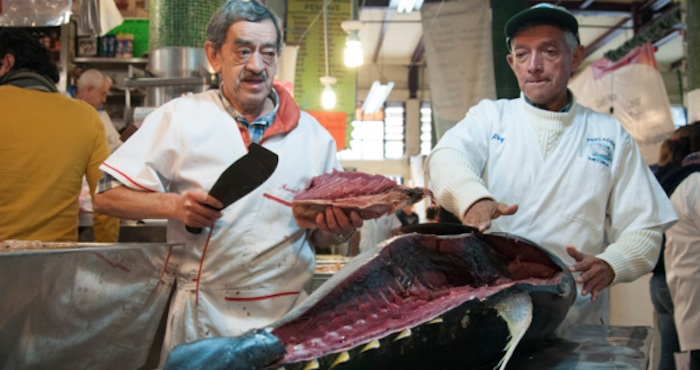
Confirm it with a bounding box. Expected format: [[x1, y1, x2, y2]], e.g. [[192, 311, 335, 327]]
[[185, 143, 278, 234]]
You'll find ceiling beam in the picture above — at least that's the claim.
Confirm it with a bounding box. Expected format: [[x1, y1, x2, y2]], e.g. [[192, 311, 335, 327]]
[[410, 39, 424, 66], [372, 9, 393, 64], [528, 0, 631, 15], [580, 0, 595, 10], [583, 17, 631, 59], [407, 38, 424, 98], [669, 57, 684, 71]]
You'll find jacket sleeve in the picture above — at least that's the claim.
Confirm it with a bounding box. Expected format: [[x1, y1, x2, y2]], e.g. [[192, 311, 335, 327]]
[[426, 101, 495, 218], [598, 227, 661, 284], [599, 132, 677, 283]]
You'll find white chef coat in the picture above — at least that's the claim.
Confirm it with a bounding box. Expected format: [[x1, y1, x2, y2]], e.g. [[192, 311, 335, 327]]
[[100, 87, 340, 361], [433, 97, 677, 330], [97, 110, 122, 152], [665, 172, 700, 352], [358, 213, 402, 253]]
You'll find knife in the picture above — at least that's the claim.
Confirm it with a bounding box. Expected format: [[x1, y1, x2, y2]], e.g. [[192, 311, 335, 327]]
[[186, 143, 279, 234]]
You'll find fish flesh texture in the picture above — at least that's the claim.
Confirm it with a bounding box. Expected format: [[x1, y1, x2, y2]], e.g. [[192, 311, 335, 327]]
[[292, 170, 432, 228], [165, 229, 576, 370]]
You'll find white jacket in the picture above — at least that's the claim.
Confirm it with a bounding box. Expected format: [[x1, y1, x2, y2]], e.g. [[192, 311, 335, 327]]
[[429, 97, 676, 328], [101, 86, 340, 359]]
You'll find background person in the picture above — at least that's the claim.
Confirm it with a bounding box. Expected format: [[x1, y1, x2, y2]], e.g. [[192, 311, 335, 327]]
[[426, 3, 676, 332], [354, 213, 402, 255], [93, 0, 362, 363], [72, 69, 123, 237], [425, 205, 440, 223], [73, 68, 123, 152], [664, 145, 700, 370], [395, 204, 419, 226], [650, 124, 700, 370], [0, 28, 115, 242]]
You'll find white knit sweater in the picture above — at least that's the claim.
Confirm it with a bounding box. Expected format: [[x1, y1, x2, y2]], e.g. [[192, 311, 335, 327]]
[[427, 96, 662, 283]]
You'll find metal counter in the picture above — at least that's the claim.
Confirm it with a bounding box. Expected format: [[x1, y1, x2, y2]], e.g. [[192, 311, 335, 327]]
[[0, 241, 182, 370], [496, 325, 652, 370]]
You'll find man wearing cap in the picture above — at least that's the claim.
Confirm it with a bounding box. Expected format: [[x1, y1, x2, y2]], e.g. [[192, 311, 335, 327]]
[[426, 3, 677, 332]]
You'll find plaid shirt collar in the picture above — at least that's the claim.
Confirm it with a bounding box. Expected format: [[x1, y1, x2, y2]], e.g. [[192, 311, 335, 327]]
[[218, 86, 279, 144]]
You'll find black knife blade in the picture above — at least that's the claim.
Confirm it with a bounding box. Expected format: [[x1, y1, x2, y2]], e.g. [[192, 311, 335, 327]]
[[186, 143, 278, 234]]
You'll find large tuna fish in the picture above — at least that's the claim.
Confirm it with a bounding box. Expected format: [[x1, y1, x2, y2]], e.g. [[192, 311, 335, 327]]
[[165, 227, 576, 370]]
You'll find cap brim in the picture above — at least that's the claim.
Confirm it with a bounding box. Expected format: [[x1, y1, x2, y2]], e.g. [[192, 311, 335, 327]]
[[505, 7, 578, 41]]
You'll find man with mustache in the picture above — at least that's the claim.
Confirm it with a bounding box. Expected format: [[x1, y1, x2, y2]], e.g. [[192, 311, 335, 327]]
[[94, 0, 361, 363], [426, 4, 676, 333]]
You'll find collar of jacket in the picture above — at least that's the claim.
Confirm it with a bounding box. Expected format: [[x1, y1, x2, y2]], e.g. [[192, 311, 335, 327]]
[[260, 81, 301, 142]]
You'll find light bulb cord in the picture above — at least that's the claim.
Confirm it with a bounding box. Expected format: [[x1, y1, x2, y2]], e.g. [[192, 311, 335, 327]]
[[323, 0, 331, 78]]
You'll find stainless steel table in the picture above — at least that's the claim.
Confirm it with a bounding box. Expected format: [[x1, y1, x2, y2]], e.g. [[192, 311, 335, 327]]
[[0, 241, 182, 370], [500, 324, 652, 370]]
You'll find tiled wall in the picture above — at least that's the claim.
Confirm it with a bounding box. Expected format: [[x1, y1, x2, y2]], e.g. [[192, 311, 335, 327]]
[[149, 0, 220, 50]]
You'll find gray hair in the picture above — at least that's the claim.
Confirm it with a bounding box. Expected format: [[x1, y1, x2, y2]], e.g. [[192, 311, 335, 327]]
[[206, 0, 283, 53], [77, 68, 111, 90], [508, 23, 580, 55]]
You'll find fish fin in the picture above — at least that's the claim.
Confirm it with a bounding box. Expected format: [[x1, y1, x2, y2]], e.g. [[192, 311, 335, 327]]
[[360, 340, 380, 353], [329, 351, 350, 369], [393, 328, 412, 341], [493, 292, 533, 370], [302, 359, 319, 370]]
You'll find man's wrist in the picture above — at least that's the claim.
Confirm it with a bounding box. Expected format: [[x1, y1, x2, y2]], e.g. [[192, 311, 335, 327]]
[[332, 229, 356, 244]]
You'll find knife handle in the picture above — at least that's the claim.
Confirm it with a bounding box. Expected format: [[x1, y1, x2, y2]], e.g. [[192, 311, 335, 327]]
[[185, 225, 202, 234]]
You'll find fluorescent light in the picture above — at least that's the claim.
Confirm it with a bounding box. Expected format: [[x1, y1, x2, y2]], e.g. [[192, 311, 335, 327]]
[[320, 76, 337, 109], [362, 80, 394, 114], [398, 0, 416, 13], [390, 0, 424, 13]]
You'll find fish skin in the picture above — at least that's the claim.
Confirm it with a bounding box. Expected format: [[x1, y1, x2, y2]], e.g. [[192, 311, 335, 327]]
[[165, 231, 576, 370], [164, 329, 285, 370]]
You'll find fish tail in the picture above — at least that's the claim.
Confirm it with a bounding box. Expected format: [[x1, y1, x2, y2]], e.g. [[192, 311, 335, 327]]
[[493, 292, 533, 370]]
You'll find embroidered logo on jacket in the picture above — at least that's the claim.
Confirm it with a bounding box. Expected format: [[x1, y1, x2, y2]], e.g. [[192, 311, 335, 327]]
[[586, 137, 615, 167], [491, 133, 505, 143]]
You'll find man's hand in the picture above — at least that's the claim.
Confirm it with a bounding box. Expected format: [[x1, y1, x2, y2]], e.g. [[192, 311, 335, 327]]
[[178, 189, 224, 228], [309, 206, 364, 249], [315, 206, 363, 236], [566, 246, 615, 302], [462, 199, 518, 232]]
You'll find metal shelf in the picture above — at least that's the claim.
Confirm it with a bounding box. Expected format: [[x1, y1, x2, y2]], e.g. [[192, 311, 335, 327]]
[[73, 57, 148, 64]]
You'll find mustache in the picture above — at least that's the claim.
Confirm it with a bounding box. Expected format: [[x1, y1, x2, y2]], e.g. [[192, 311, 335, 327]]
[[243, 71, 267, 81]]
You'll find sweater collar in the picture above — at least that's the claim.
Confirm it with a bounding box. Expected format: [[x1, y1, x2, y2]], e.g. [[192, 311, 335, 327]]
[[520, 92, 577, 129], [522, 90, 574, 113]]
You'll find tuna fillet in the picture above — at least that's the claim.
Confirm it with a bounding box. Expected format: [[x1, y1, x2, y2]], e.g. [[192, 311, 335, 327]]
[[292, 170, 432, 228]]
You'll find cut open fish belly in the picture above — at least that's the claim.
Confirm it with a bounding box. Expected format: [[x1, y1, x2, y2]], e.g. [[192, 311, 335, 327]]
[[164, 229, 576, 370]]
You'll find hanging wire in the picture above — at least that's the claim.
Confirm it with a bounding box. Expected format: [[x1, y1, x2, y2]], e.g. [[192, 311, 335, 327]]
[[323, 0, 331, 77], [299, 0, 337, 42], [422, 0, 446, 38]]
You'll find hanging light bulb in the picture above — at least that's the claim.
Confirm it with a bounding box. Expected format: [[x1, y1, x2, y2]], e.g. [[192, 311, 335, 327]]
[[341, 20, 364, 68], [320, 76, 337, 109]]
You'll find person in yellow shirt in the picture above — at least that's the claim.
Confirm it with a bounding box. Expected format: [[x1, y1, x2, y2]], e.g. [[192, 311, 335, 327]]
[[0, 28, 118, 242]]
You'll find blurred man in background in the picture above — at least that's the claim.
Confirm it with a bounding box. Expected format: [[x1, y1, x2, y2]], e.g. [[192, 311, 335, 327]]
[[73, 68, 122, 152], [0, 28, 117, 242]]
